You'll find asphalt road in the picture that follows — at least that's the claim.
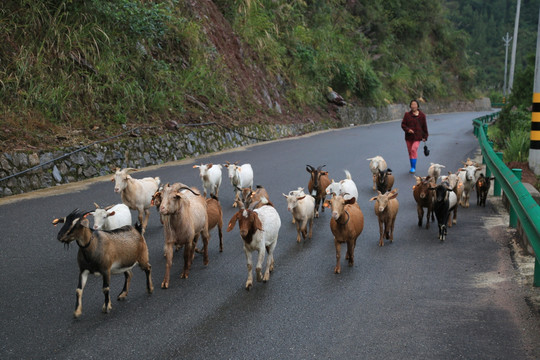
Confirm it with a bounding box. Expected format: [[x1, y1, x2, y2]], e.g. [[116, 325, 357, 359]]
[[2, 110, 540, 359]]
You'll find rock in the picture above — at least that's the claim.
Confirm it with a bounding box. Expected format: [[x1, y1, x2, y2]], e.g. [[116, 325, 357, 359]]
[[52, 165, 62, 182]]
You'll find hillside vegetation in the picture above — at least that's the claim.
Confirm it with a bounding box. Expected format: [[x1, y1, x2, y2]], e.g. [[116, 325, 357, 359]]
[[2, 0, 477, 152]]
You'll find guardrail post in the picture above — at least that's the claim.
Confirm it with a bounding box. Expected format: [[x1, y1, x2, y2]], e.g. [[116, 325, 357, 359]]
[[485, 141, 494, 178], [482, 124, 489, 139], [509, 168, 523, 228], [535, 258, 540, 287], [493, 152, 504, 196]]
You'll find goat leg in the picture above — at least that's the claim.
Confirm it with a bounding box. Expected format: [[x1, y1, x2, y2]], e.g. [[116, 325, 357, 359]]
[[244, 249, 253, 290], [161, 243, 174, 289], [117, 270, 133, 301], [102, 271, 112, 314], [140, 262, 154, 294], [255, 249, 265, 282], [378, 218, 385, 247], [142, 209, 150, 234], [200, 230, 209, 266], [347, 240, 354, 267], [417, 205, 423, 227], [218, 225, 223, 252], [181, 242, 194, 279], [334, 238, 341, 274], [74, 270, 89, 318]]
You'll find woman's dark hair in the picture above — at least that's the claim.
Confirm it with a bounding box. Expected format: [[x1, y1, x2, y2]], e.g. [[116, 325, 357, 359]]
[[409, 99, 419, 108]]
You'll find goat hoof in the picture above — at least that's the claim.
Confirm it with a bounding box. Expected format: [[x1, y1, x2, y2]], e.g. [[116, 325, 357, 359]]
[[102, 303, 112, 313], [256, 268, 263, 282], [263, 273, 270, 282], [73, 310, 82, 318], [161, 281, 169, 289], [245, 282, 252, 290], [334, 267, 341, 274], [117, 293, 128, 301]]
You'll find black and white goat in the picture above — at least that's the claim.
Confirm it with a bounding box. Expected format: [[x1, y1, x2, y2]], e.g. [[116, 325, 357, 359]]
[[430, 182, 458, 241]]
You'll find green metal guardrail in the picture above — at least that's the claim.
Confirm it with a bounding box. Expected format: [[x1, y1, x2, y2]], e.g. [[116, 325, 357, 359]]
[[473, 112, 540, 286]]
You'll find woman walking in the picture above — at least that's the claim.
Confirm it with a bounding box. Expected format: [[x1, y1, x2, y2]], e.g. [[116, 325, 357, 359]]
[[401, 100, 428, 173]]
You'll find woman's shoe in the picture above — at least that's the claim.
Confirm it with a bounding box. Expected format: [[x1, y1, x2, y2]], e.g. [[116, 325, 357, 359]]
[[409, 158, 417, 173]]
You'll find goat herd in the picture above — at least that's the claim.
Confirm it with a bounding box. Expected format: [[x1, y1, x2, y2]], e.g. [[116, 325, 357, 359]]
[[52, 157, 493, 318]]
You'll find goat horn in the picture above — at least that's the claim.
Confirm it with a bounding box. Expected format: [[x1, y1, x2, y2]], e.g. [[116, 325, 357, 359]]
[[178, 186, 201, 196], [306, 165, 314, 171], [94, 202, 100, 209]]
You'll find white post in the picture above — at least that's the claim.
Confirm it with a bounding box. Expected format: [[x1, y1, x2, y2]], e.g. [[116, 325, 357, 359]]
[[508, 0, 521, 94]]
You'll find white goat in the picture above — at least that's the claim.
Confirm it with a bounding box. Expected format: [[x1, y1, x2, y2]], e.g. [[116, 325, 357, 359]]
[[112, 168, 160, 233], [287, 187, 305, 224], [367, 156, 387, 191], [325, 170, 358, 200], [91, 203, 132, 230], [428, 163, 446, 184], [227, 199, 280, 290], [193, 163, 222, 198], [457, 165, 481, 208], [283, 191, 315, 243], [223, 161, 254, 207]]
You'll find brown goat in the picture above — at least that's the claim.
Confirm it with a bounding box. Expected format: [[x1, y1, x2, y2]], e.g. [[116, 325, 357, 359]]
[[241, 185, 273, 209], [413, 176, 434, 229], [306, 164, 331, 218], [195, 195, 224, 253], [53, 210, 153, 318], [158, 183, 209, 289], [376, 168, 394, 193], [370, 189, 399, 247], [324, 195, 364, 274]]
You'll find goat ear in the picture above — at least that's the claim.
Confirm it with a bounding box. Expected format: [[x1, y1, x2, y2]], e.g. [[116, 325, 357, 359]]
[[227, 213, 239, 232], [282, 193, 288, 198], [345, 197, 356, 205], [297, 196, 306, 201], [369, 196, 377, 202], [80, 218, 90, 228], [253, 214, 264, 232], [207, 163, 213, 169], [389, 191, 398, 199], [323, 200, 331, 208], [107, 211, 116, 217]]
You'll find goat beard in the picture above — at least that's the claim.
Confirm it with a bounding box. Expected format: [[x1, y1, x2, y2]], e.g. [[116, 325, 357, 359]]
[[63, 242, 70, 251]]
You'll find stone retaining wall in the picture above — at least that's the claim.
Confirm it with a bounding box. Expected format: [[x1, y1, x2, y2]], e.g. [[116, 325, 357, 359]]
[[0, 99, 492, 197]]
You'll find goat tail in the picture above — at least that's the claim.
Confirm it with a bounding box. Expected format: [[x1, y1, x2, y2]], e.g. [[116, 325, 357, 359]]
[[344, 170, 352, 180], [135, 222, 143, 234]]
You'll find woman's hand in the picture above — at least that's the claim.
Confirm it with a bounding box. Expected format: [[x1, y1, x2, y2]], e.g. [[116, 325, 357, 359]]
[[408, 129, 414, 134]]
